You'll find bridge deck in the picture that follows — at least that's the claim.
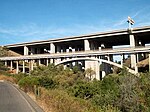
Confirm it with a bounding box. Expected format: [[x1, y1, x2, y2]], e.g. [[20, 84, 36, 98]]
[[0, 46, 150, 61]]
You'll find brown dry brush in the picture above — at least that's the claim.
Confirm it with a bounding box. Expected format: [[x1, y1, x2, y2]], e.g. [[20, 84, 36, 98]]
[[38, 88, 98, 112]]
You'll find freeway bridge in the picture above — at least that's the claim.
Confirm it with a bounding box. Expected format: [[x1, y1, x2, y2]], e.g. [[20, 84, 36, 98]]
[[1, 26, 150, 79]]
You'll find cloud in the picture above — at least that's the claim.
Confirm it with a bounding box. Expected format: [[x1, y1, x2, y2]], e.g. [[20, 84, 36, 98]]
[[113, 18, 127, 27], [0, 22, 109, 44], [112, 6, 150, 29], [0, 24, 65, 39], [0, 23, 103, 45]]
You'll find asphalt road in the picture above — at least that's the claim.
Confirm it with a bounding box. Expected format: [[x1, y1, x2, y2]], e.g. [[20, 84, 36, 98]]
[[0, 81, 43, 112]]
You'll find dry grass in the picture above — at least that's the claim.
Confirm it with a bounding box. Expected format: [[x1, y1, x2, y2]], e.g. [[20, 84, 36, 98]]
[[0, 74, 16, 83], [36, 88, 98, 112]]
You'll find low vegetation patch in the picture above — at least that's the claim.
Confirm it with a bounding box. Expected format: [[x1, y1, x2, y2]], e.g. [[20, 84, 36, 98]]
[[0, 74, 16, 83], [38, 88, 99, 112], [0, 61, 150, 112]]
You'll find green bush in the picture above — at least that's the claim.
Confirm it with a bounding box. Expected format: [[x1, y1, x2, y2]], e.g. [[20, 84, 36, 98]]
[[18, 76, 39, 92], [136, 73, 150, 111], [30, 63, 60, 78], [14, 73, 28, 83], [91, 75, 120, 107], [38, 76, 56, 89], [114, 72, 141, 112], [70, 81, 96, 99], [53, 67, 84, 88]]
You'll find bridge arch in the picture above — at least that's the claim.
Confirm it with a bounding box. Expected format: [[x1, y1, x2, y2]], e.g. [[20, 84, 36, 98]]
[[55, 57, 137, 75]]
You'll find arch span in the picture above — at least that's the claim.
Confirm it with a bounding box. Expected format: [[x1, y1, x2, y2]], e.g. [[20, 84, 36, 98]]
[[55, 57, 137, 75]]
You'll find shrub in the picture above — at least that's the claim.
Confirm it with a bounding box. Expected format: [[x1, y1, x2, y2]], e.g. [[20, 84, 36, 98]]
[[18, 76, 39, 92], [115, 72, 140, 112], [91, 75, 120, 107], [38, 76, 56, 89], [70, 81, 96, 99], [0, 61, 8, 71], [14, 73, 28, 83], [53, 68, 84, 88], [136, 73, 150, 111], [39, 88, 98, 112], [31, 63, 59, 78]]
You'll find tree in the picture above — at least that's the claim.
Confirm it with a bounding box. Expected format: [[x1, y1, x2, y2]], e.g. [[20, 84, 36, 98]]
[[115, 73, 140, 112]]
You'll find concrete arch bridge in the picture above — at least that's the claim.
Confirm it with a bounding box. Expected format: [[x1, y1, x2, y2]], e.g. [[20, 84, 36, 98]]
[[55, 57, 138, 79]]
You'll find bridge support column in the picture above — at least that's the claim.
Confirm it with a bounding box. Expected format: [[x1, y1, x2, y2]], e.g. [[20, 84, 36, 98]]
[[22, 60, 25, 73], [46, 58, 49, 66], [10, 60, 13, 71], [16, 61, 19, 74], [84, 57, 100, 80], [84, 39, 90, 51], [31, 60, 34, 71], [95, 61, 100, 80], [50, 59, 53, 64], [84, 39, 91, 74], [50, 43, 55, 53], [135, 63, 138, 73], [121, 54, 125, 67], [5, 61, 7, 66], [38, 59, 41, 66], [102, 71, 106, 78], [56, 45, 61, 65], [24, 46, 29, 55], [29, 60, 34, 72], [129, 33, 138, 72], [99, 56, 106, 79]]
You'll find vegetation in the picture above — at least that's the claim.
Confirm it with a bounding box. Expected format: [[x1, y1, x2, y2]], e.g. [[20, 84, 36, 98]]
[[0, 46, 16, 82], [0, 46, 9, 75], [11, 64, 150, 112], [0, 46, 8, 57]]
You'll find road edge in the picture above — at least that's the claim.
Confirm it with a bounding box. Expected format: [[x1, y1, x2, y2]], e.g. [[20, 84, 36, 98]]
[[5, 81, 44, 112]]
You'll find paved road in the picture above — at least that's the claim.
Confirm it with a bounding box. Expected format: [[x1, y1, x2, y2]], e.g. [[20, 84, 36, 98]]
[[0, 81, 43, 112]]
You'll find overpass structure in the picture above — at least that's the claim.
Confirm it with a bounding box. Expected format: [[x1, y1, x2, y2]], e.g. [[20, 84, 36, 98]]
[[1, 26, 150, 79]]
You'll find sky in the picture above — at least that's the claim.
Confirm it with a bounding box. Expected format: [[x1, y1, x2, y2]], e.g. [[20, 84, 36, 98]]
[[0, 0, 150, 45]]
